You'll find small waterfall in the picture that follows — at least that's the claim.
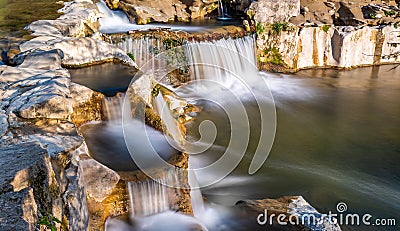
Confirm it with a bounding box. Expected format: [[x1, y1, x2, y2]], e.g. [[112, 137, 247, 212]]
[[114, 36, 165, 68], [185, 36, 257, 83], [217, 0, 235, 20], [103, 93, 125, 123], [96, 0, 133, 33], [127, 168, 186, 217]]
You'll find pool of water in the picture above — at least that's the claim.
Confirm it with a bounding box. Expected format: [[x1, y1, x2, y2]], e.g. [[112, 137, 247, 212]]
[[184, 65, 400, 230], [69, 62, 136, 97]]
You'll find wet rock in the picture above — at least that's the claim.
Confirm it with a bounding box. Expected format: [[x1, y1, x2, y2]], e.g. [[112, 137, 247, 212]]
[[247, 0, 300, 24], [236, 196, 342, 231], [117, 0, 190, 24]]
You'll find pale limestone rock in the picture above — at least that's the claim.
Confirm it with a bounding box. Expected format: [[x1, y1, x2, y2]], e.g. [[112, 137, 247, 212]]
[[64, 145, 90, 230], [118, 0, 190, 24], [258, 24, 400, 70], [0, 111, 8, 137], [0, 142, 54, 230], [53, 37, 137, 67], [70, 83, 96, 108], [0, 188, 37, 231], [80, 158, 120, 202], [189, 0, 218, 19], [18, 49, 64, 70], [248, 0, 300, 24]]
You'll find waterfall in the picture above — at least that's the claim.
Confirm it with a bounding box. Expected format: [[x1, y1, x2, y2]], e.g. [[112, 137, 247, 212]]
[[103, 93, 125, 123], [185, 36, 257, 84], [218, 0, 235, 20], [114, 36, 165, 68], [127, 168, 187, 217], [96, 0, 133, 33]]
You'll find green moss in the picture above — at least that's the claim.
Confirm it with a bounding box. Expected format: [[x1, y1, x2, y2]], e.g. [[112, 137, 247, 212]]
[[385, 10, 396, 17], [271, 22, 288, 34], [262, 47, 285, 66], [256, 22, 265, 35], [127, 52, 135, 62], [322, 25, 331, 33]]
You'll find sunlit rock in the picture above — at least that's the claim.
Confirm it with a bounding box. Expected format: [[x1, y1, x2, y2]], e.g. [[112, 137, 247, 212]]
[[247, 0, 300, 24], [80, 158, 120, 202], [236, 196, 342, 231], [117, 0, 190, 25]]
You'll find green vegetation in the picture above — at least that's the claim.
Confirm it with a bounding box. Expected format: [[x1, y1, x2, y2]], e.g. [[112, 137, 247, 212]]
[[271, 22, 288, 34], [256, 22, 265, 34], [151, 85, 161, 97], [38, 211, 62, 231], [384, 10, 396, 17], [322, 25, 331, 33], [370, 13, 376, 19], [127, 52, 135, 62], [262, 47, 284, 66], [209, 3, 216, 11], [163, 38, 181, 49]]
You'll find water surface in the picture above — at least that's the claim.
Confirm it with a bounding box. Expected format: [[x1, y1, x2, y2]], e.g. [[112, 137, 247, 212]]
[[185, 65, 400, 230]]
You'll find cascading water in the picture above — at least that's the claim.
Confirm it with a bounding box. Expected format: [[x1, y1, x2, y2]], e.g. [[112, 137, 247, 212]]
[[185, 36, 257, 86], [217, 0, 235, 20], [114, 36, 165, 68], [126, 168, 186, 217], [103, 93, 126, 123]]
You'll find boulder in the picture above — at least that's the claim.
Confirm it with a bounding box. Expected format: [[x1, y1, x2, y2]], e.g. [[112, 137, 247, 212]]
[[18, 49, 64, 70], [117, 0, 190, 24], [337, 2, 365, 26], [247, 0, 300, 24], [0, 142, 57, 230], [80, 158, 120, 202], [19, 37, 138, 68], [188, 0, 218, 19]]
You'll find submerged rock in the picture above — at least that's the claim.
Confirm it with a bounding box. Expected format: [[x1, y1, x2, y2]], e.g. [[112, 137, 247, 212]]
[[236, 196, 341, 231]]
